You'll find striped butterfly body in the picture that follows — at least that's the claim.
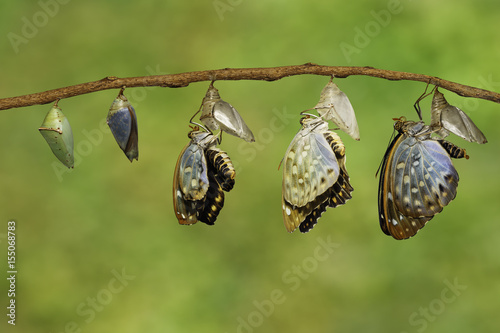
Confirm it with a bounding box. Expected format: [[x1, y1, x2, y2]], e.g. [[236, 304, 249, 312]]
[[282, 116, 353, 233], [173, 129, 236, 225], [378, 117, 468, 240]]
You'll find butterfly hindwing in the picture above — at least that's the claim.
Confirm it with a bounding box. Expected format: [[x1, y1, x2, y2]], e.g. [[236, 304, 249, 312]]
[[173, 142, 204, 225]]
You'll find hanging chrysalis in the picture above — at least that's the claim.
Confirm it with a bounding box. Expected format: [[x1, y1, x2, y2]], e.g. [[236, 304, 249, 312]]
[[107, 87, 139, 162], [199, 82, 255, 142], [314, 78, 360, 141], [430, 88, 487, 144], [281, 115, 353, 233], [39, 100, 74, 168]]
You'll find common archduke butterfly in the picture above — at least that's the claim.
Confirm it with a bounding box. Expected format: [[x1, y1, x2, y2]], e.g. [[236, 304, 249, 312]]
[[378, 116, 468, 239], [173, 127, 236, 225], [282, 115, 353, 233]]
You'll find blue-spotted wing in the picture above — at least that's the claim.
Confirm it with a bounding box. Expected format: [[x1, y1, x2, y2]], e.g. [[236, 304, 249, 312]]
[[173, 129, 236, 225], [378, 117, 468, 239]]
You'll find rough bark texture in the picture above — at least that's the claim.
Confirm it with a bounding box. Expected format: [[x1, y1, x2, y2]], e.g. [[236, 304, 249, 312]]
[[1, 63, 499, 111]]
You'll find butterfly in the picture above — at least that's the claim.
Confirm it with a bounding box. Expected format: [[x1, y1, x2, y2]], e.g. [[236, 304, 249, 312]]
[[173, 128, 236, 225], [282, 115, 353, 233], [378, 116, 468, 240]]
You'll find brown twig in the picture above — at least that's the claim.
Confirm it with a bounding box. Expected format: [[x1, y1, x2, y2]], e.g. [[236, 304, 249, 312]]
[[1, 63, 499, 111]]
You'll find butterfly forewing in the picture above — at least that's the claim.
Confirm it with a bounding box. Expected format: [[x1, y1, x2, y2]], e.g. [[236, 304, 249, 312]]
[[298, 145, 353, 233], [173, 143, 202, 224], [283, 119, 339, 207], [378, 131, 431, 239], [176, 141, 209, 200], [282, 116, 352, 233], [391, 136, 459, 217], [379, 118, 467, 239]]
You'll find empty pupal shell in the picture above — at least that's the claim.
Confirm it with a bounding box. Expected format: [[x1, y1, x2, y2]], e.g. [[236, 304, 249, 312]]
[[107, 90, 139, 161], [431, 89, 487, 144], [200, 83, 255, 142], [39, 102, 74, 168], [314, 79, 360, 141]]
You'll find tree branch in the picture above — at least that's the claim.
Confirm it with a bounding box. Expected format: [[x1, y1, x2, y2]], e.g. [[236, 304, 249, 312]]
[[1, 63, 499, 111]]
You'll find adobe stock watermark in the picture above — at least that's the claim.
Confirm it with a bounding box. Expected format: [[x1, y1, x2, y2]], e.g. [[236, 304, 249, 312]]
[[53, 267, 135, 333], [228, 236, 340, 333], [401, 278, 467, 333], [233, 106, 295, 175], [340, 0, 405, 63], [213, 0, 243, 21], [453, 74, 500, 113], [7, 0, 72, 54], [52, 65, 168, 182]]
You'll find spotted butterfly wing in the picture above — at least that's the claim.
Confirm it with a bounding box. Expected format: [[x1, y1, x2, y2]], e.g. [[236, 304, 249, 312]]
[[378, 117, 468, 239], [173, 130, 236, 225], [282, 116, 353, 233], [298, 132, 353, 232]]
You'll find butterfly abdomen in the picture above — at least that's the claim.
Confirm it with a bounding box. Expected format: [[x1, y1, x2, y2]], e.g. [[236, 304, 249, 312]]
[[196, 165, 225, 225], [324, 131, 354, 208], [437, 140, 469, 159], [206, 147, 236, 192]]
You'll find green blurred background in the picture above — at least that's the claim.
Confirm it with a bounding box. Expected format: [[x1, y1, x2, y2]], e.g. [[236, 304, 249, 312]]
[[1, 1, 499, 332]]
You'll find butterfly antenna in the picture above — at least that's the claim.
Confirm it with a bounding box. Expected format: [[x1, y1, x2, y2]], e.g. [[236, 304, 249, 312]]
[[190, 119, 211, 134], [278, 157, 284, 171], [189, 103, 203, 125], [300, 110, 319, 118]]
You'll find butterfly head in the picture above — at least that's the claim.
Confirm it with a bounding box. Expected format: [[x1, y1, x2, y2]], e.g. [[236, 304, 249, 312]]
[[299, 114, 329, 134], [392, 117, 428, 137]]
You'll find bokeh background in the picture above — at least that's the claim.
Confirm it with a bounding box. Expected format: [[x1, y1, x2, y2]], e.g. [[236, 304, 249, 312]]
[[1, 1, 499, 332]]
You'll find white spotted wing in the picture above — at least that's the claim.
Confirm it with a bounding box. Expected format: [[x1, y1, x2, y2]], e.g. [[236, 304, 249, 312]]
[[282, 116, 352, 233]]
